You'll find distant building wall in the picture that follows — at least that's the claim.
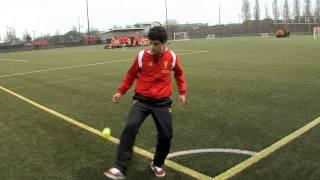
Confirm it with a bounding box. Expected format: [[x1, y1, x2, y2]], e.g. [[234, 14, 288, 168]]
[[165, 17, 319, 39], [134, 21, 162, 35], [101, 28, 145, 41]]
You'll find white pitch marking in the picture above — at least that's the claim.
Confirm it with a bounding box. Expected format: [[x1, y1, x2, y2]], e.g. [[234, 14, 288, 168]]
[[0, 58, 28, 62], [110, 50, 209, 55], [11, 71, 123, 90], [0, 59, 132, 78], [167, 148, 257, 159], [111, 48, 208, 53], [175, 49, 209, 52], [0, 51, 208, 79], [177, 51, 209, 55], [0, 86, 213, 180]]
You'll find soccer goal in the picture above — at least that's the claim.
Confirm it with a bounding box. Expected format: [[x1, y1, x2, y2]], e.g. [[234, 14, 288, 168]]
[[206, 34, 216, 39], [260, 33, 269, 38], [314, 27, 320, 39], [173, 32, 190, 41]]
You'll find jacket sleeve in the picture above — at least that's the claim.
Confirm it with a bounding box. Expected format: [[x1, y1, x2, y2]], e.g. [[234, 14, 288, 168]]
[[117, 54, 139, 94], [173, 55, 186, 95]]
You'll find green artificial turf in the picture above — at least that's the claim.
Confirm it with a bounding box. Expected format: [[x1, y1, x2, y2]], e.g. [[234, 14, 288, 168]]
[[1, 36, 320, 179]]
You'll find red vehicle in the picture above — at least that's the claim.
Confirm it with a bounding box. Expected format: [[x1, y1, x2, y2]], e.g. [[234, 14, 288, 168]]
[[275, 30, 290, 38], [32, 39, 48, 49]]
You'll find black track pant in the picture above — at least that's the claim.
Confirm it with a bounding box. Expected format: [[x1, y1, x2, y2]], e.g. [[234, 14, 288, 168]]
[[114, 100, 172, 174]]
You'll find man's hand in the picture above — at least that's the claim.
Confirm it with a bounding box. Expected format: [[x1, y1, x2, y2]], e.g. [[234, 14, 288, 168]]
[[178, 95, 186, 106], [112, 93, 123, 103]]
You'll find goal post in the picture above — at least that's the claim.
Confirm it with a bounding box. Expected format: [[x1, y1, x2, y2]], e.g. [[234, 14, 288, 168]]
[[173, 32, 190, 41], [314, 27, 320, 39], [206, 34, 216, 39], [260, 33, 269, 38]]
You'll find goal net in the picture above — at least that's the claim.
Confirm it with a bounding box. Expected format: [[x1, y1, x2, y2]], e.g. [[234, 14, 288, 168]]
[[260, 33, 269, 38], [206, 34, 216, 39], [173, 32, 190, 41], [314, 27, 320, 39]]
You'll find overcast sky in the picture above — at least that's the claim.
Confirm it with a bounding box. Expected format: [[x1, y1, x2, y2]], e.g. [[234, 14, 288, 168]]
[[0, 0, 315, 39]]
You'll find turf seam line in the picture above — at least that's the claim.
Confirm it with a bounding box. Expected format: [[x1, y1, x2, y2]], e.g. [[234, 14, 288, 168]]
[[0, 86, 212, 180], [214, 115, 320, 180]]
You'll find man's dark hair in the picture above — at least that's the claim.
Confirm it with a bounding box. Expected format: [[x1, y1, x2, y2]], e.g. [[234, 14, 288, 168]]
[[148, 26, 168, 43]]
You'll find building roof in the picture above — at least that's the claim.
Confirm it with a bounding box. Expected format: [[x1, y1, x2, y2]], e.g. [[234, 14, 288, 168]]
[[135, 21, 161, 25], [101, 28, 144, 34]]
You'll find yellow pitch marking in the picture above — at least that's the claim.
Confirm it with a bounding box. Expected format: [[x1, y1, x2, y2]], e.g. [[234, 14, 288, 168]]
[[215, 115, 320, 179], [0, 86, 212, 180]]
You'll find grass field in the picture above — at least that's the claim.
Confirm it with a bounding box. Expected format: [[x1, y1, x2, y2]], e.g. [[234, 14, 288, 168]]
[[1, 37, 320, 179]]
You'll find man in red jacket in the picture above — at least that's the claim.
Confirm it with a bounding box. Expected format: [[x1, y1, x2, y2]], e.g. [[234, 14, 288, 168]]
[[104, 26, 186, 179]]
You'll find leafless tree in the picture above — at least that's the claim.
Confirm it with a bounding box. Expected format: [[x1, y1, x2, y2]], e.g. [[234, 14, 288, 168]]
[[242, 0, 251, 21], [254, 0, 260, 20], [166, 19, 179, 25], [272, 0, 280, 20], [283, 0, 290, 21], [293, 0, 301, 17], [303, 0, 312, 16], [265, 1, 271, 19], [315, 0, 320, 17]]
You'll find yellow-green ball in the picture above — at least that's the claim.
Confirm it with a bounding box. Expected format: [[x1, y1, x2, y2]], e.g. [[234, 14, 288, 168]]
[[102, 128, 111, 138]]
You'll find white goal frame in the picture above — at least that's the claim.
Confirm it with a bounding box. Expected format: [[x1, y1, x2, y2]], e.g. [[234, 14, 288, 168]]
[[206, 34, 216, 39], [260, 33, 269, 38], [314, 27, 320, 39], [173, 32, 190, 41]]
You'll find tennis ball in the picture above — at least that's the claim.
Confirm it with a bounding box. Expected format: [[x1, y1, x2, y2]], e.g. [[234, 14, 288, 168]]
[[102, 128, 111, 138]]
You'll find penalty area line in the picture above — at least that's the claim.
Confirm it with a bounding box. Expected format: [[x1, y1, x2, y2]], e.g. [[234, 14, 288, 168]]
[[0, 58, 28, 62], [214, 115, 320, 180], [0, 86, 212, 180]]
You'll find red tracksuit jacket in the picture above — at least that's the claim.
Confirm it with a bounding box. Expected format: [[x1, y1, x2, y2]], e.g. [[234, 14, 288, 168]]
[[118, 48, 186, 100]]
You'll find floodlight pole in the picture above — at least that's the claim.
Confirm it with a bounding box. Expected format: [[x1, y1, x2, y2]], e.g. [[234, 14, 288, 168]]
[[86, 0, 91, 44], [318, 2, 320, 26], [219, 0, 222, 37], [78, 16, 81, 35], [219, 0, 221, 25], [165, 0, 169, 34], [6, 25, 8, 42]]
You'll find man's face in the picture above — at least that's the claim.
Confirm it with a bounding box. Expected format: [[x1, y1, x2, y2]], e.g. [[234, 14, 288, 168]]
[[149, 40, 165, 55]]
